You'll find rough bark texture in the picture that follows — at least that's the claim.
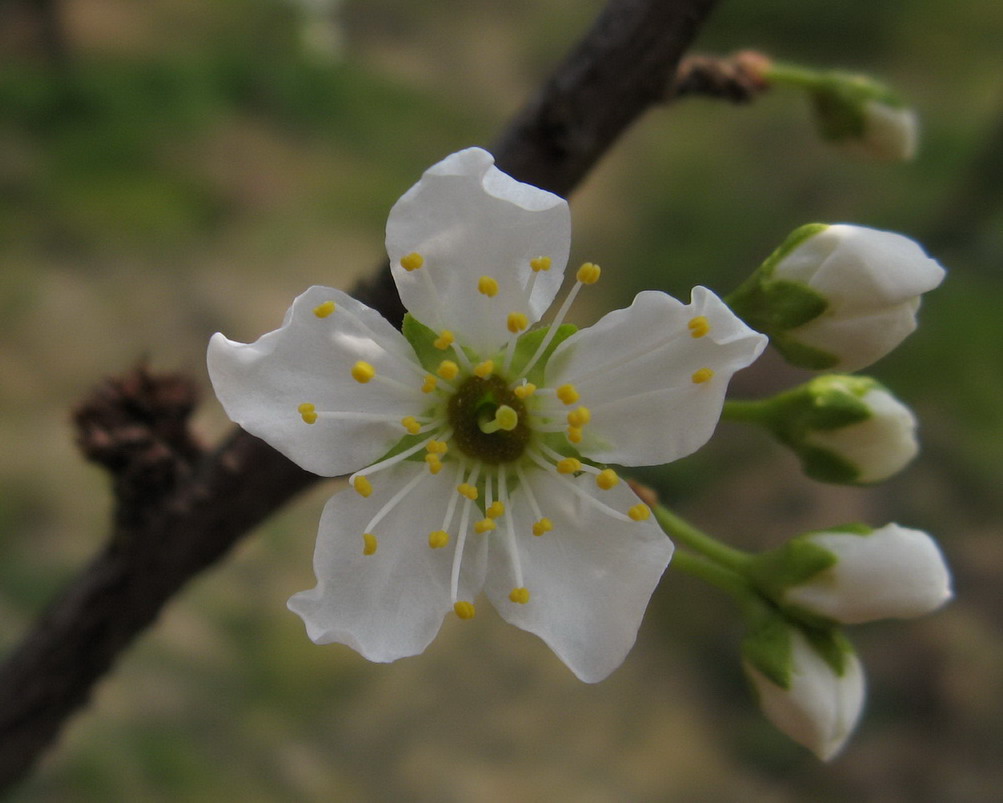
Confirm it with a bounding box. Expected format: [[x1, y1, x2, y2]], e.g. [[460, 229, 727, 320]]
[[0, 0, 720, 789]]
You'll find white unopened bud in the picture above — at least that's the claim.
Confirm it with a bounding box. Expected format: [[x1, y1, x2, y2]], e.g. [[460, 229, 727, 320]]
[[744, 626, 865, 761], [801, 380, 919, 483], [836, 100, 918, 161], [784, 524, 953, 624], [769, 224, 945, 371]]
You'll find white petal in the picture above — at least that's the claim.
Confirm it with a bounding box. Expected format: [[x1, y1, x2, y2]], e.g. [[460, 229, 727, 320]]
[[788, 300, 920, 372], [287, 462, 485, 662], [786, 525, 953, 624], [483, 468, 673, 683], [386, 147, 571, 354], [746, 630, 865, 761], [545, 288, 767, 466], [208, 286, 426, 476]]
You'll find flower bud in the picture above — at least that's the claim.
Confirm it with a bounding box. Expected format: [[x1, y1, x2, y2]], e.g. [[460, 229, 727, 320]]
[[728, 224, 945, 371], [808, 74, 918, 161], [752, 375, 919, 484], [742, 620, 864, 761], [781, 524, 953, 625]]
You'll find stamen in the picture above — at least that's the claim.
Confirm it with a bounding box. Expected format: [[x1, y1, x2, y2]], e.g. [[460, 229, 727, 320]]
[[628, 503, 651, 521], [566, 427, 583, 444], [566, 406, 591, 428], [532, 518, 552, 536], [556, 457, 581, 474], [691, 368, 714, 384], [424, 454, 443, 474], [556, 384, 579, 405], [576, 262, 601, 284], [313, 301, 335, 318], [429, 462, 465, 550], [688, 315, 710, 338], [527, 450, 631, 522], [486, 501, 505, 518], [426, 439, 449, 455], [596, 468, 619, 490], [422, 374, 438, 393], [478, 276, 499, 297], [434, 330, 455, 350], [429, 530, 449, 549], [450, 464, 481, 605], [362, 533, 378, 556], [349, 437, 437, 483], [351, 361, 376, 383], [474, 360, 494, 378], [454, 601, 476, 619], [298, 402, 318, 424], [499, 472, 526, 591], [457, 483, 478, 500], [401, 416, 422, 434], [353, 476, 373, 497], [507, 312, 529, 333], [509, 588, 530, 604], [362, 465, 429, 534], [513, 382, 536, 399], [530, 256, 552, 273], [515, 463, 547, 525], [437, 360, 459, 381], [474, 518, 496, 534], [400, 252, 424, 271]]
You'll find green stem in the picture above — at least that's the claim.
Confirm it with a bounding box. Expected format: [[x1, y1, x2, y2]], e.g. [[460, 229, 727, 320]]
[[654, 505, 751, 572], [721, 399, 772, 425], [764, 62, 824, 90], [669, 550, 751, 603]]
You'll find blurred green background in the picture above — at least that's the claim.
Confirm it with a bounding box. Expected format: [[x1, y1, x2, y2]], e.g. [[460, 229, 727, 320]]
[[2, 0, 1001, 799]]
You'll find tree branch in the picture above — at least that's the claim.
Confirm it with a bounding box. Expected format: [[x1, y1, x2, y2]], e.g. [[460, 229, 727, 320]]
[[0, 0, 720, 789]]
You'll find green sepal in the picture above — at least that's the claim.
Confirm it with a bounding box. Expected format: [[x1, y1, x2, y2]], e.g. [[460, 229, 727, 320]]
[[742, 614, 795, 689], [808, 72, 905, 142], [748, 538, 838, 606], [401, 313, 445, 373], [802, 626, 855, 677], [768, 334, 840, 371], [794, 446, 861, 484], [508, 323, 577, 385]]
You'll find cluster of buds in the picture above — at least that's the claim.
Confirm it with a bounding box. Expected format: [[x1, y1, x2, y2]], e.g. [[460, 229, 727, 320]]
[[740, 524, 951, 759]]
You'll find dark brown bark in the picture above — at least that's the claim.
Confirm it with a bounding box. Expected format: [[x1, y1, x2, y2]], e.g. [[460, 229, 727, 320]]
[[0, 0, 721, 790]]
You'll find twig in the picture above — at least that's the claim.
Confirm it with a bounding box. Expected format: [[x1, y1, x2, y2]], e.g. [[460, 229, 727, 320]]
[[0, 0, 720, 789]]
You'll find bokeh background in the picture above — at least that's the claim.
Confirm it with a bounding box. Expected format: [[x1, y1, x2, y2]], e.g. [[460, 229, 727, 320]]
[[2, 0, 1001, 800]]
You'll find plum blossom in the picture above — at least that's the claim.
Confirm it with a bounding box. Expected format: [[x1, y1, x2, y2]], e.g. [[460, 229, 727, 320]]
[[208, 147, 766, 682]]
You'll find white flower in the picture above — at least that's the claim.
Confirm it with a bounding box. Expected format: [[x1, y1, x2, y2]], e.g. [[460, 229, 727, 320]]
[[804, 385, 918, 483], [784, 524, 953, 625], [208, 147, 767, 682], [770, 224, 945, 371], [744, 626, 865, 761]]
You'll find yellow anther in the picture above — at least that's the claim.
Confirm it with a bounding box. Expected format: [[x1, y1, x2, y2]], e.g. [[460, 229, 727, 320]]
[[429, 530, 449, 549], [474, 518, 496, 534], [437, 360, 459, 381], [513, 382, 537, 399], [532, 517, 553, 536], [426, 440, 449, 455], [362, 533, 378, 556], [401, 416, 421, 434], [509, 587, 531, 604], [421, 374, 437, 393], [474, 360, 495, 378], [530, 256, 552, 272], [353, 475, 373, 498], [424, 454, 443, 474], [486, 501, 505, 519], [556, 384, 579, 405], [596, 468, 619, 490], [507, 312, 529, 333], [297, 402, 318, 424], [566, 426, 583, 444], [478, 276, 500, 297], [400, 252, 424, 271], [576, 262, 601, 284], [688, 315, 710, 338], [433, 330, 455, 350], [313, 301, 335, 318], [454, 601, 476, 619], [557, 457, 581, 474], [628, 503, 651, 522], [691, 368, 715, 384], [567, 406, 591, 428], [457, 483, 479, 500], [351, 361, 376, 383]]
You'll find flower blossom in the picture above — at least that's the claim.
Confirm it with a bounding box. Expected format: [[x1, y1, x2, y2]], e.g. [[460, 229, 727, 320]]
[[208, 147, 766, 682]]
